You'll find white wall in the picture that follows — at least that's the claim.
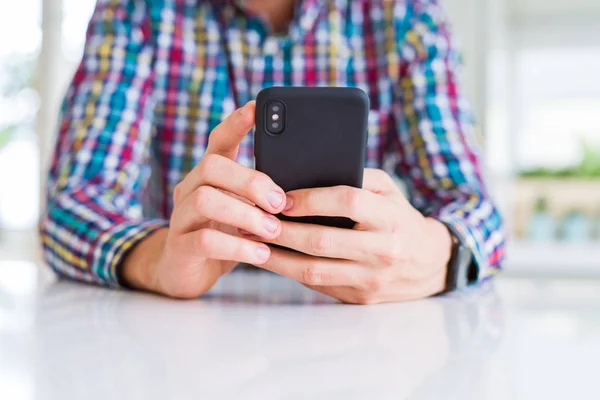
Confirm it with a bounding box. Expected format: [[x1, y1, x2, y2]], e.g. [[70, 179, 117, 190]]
[[37, 0, 63, 209], [444, 0, 489, 131], [444, 0, 515, 228], [510, 0, 600, 22]]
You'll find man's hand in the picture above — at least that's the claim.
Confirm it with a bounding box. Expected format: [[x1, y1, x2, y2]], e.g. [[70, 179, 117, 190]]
[[249, 169, 453, 304], [122, 101, 286, 298]]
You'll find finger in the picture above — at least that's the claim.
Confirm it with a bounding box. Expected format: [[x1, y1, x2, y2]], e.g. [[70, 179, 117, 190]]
[[362, 168, 399, 195], [205, 101, 256, 160], [176, 154, 285, 214], [261, 221, 393, 264], [183, 228, 271, 265], [172, 185, 281, 239], [301, 284, 352, 304], [307, 267, 447, 303], [257, 247, 370, 287], [283, 186, 393, 230], [303, 285, 376, 305]]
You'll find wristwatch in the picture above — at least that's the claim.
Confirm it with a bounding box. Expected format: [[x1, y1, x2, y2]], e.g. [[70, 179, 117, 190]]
[[443, 225, 476, 293]]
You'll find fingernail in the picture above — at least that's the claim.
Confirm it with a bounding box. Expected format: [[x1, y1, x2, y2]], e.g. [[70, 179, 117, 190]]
[[284, 196, 293, 212], [255, 246, 270, 262], [268, 190, 284, 208], [264, 216, 279, 233]]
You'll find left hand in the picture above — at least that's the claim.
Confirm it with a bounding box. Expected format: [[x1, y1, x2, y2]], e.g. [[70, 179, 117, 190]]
[[248, 169, 453, 304]]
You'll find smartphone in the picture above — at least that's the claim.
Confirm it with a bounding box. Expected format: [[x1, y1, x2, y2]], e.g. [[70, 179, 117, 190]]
[[254, 86, 369, 229]]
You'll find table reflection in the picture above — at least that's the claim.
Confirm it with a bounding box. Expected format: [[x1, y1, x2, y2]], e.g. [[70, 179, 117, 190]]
[[34, 272, 504, 400]]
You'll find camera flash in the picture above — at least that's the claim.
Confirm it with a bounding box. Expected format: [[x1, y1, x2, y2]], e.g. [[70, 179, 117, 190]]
[[272, 114, 280, 121]]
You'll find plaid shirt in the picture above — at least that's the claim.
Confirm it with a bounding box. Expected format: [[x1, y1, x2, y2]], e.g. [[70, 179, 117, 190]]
[[41, 0, 505, 288]]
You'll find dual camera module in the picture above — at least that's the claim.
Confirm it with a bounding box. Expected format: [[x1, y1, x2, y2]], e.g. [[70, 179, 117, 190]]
[[265, 101, 285, 135]]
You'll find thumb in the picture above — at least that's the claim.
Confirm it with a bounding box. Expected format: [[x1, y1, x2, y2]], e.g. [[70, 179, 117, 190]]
[[205, 101, 256, 160]]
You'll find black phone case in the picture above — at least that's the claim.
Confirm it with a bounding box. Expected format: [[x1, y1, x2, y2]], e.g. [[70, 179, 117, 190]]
[[255, 87, 369, 229]]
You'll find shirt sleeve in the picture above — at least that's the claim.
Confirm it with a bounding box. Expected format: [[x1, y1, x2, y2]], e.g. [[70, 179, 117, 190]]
[[391, 0, 506, 283], [40, 0, 168, 288]]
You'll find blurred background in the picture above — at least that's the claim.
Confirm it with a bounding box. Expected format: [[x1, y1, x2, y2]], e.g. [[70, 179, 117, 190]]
[[0, 0, 599, 276]]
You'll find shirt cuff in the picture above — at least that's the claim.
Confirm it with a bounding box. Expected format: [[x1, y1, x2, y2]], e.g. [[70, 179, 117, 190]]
[[430, 211, 489, 285], [89, 218, 170, 288]]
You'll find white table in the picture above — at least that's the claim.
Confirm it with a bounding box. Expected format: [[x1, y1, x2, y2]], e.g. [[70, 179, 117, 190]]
[[1, 262, 600, 400]]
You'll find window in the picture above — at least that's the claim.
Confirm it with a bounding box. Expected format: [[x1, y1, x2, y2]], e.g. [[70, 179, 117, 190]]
[[516, 48, 600, 171], [62, 0, 96, 62], [0, 0, 42, 229], [508, 26, 600, 271], [0, 0, 95, 240]]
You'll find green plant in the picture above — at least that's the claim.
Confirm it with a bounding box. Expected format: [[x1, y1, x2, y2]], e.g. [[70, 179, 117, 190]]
[[0, 127, 13, 148], [520, 139, 600, 179]]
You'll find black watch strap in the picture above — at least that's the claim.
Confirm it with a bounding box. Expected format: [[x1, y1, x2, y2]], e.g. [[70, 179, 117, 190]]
[[443, 224, 475, 293]]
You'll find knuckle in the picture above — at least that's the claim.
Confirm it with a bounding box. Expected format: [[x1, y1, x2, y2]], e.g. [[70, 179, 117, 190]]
[[343, 187, 362, 215], [364, 271, 386, 293], [310, 231, 331, 255], [173, 182, 184, 204], [194, 186, 215, 211], [196, 229, 213, 251], [301, 265, 323, 286], [377, 246, 404, 266], [354, 292, 378, 305], [246, 172, 269, 195], [198, 154, 220, 181], [202, 153, 220, 167]]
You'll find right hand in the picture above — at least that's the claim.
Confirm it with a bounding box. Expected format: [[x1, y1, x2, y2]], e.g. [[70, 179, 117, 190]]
[[121, 101, 287, 298]]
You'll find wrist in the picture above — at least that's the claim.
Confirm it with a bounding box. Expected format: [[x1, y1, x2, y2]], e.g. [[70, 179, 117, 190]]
[[422, 217, 453, 269], [120, 228, 168, 292]]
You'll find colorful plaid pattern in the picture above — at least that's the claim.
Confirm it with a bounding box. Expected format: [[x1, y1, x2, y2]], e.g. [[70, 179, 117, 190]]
[[41, 0, 505, 288]]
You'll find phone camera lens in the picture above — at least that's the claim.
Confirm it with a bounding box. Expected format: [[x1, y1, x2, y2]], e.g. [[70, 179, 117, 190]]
[[266, 101, 284, 134]]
